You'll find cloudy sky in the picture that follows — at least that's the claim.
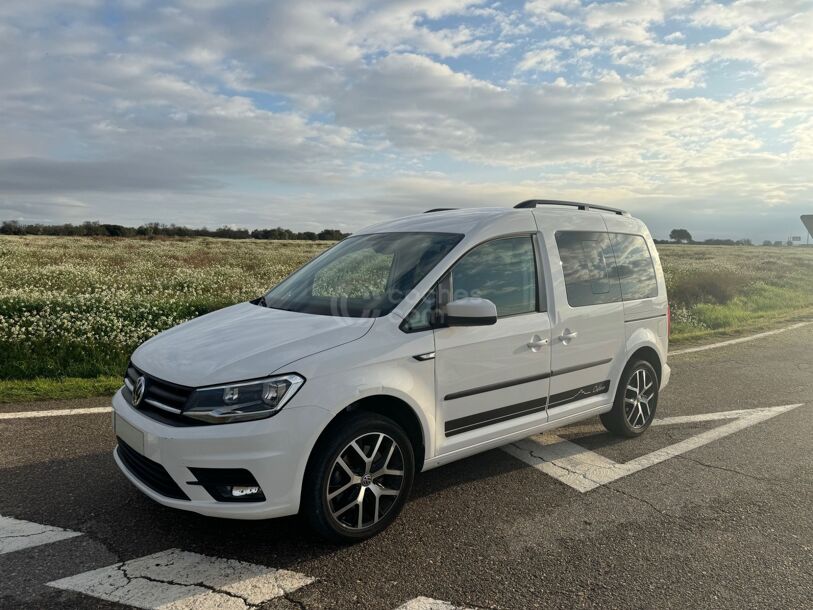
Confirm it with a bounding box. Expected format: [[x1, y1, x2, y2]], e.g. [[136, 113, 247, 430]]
[[2, 0, 812, 241]]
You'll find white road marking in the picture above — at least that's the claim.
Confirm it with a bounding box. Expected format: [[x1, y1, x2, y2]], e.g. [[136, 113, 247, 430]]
[[669, 321, 813, 356], [48, 548, 315, 609], [397, 597, 472, 610], [0, 406, 112, 420], [651, 410, 755, 426], [0, 515, 82, 555], [502, 404, 803, 492]]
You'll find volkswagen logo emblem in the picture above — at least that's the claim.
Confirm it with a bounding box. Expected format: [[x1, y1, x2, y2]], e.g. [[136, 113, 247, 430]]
[[132, 376, 146, 407]]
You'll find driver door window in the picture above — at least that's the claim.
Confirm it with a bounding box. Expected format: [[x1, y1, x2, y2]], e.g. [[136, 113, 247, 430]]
[[449, 237, 538, 316]]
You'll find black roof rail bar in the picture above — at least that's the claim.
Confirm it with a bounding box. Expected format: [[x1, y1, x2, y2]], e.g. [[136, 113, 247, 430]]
[[424, 208, 458, 213], [515, 199, 629, 216]]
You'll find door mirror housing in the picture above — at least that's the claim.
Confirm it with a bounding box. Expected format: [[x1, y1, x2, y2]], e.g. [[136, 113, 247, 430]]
[[445, 298, 498, 326]]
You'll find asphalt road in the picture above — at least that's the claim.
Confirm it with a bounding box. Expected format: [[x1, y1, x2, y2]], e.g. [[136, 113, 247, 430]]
[[1, 325, 811, 609]]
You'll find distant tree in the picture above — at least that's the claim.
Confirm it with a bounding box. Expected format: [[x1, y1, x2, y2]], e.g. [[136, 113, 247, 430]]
[[0, 220, 24, 235], [669, 228, 693, 243], [318, 229, 346, 241], [762, 240, 773, 246], [774, 240, 783, 247], [787, 239, 794, 246]]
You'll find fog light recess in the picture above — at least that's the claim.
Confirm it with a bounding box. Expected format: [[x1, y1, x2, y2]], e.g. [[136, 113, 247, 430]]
[[188, 467, 266, 502]]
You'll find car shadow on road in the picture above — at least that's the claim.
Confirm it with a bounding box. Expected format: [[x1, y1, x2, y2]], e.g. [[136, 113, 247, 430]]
[[0, 444, 536, 565]]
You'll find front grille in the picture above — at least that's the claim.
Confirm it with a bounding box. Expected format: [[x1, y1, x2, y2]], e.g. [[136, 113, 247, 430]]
[[123, 363, 203, 427], [116, 437, 189, 500], [125, 363, 192, 409]]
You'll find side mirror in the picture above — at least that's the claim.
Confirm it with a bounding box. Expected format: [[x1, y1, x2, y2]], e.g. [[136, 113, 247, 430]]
[[445, 297, 498, 326]]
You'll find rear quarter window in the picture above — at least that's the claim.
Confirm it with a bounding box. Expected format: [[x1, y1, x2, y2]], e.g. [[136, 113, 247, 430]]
[[609, 233, 658, 300]]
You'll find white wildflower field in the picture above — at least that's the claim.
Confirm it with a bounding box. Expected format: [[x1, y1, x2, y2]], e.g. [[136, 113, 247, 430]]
[[0, 236, 325, 379], [1, 236, 811, 381]]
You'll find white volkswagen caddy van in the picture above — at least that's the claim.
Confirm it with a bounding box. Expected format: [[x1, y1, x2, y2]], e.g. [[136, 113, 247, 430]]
[[113, 200, 670, 541]]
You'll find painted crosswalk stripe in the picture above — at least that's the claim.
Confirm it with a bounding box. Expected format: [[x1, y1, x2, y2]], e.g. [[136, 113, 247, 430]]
[[0, 515, 82, 555], [47, 548, 315, 609], [397, 597, 473, 610]]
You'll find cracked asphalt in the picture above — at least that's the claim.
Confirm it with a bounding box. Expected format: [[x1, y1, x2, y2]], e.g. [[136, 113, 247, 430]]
[[1, 324, 812, 609]]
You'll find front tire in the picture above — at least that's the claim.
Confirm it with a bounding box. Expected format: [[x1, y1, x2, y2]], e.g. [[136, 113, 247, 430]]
[[303, 412, 415, 543], [601, 360, 659, 437]]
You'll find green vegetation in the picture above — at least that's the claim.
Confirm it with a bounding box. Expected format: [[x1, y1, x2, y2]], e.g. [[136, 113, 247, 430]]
[[0, 376, 121, 404], [1, 236, 811, 402], [659, 244, 813, 341]]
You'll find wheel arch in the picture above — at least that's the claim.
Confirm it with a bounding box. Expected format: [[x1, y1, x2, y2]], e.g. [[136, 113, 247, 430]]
[[626, 344, 662, 383], [307, 394, 428, 475]]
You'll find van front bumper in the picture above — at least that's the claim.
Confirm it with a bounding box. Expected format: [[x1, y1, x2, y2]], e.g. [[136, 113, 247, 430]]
[[111, 389, 329, 519]]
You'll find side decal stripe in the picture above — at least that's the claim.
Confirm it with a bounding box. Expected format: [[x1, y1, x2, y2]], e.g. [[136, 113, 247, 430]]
[[547, 380, 611, 410], [444, 372, 551, 401], [444, 380, 611, 436], [550, 358, 612, 377], [444, 358, 611, 401], [445, 397, 547, 436]]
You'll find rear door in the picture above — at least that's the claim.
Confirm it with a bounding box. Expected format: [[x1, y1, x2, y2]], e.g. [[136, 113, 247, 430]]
[[603, 215, 669, 355], [536, 212, 624, 423], [435, 234, 552, 455]]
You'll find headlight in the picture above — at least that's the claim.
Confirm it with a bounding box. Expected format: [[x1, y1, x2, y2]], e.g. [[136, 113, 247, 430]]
[[183, 374, 305, 424]]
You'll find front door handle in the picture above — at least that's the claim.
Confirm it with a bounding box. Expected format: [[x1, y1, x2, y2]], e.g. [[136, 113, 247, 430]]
[[527, 335, 549, 352], [559, 329, 578, 343]]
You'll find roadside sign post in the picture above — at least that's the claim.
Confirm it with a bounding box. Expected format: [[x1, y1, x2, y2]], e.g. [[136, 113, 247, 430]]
[[802, 215, 813, 245]]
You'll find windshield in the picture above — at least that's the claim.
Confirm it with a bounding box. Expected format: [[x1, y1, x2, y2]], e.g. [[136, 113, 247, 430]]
[[263, 232, 463, 317]]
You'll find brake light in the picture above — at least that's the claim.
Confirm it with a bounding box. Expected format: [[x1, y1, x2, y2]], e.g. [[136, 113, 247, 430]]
[[667, 304, 671, 337]]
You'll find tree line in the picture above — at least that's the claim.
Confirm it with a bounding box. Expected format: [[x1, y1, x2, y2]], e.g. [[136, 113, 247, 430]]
[[0, 220, 348, 241], [660, 228, 796, 247]]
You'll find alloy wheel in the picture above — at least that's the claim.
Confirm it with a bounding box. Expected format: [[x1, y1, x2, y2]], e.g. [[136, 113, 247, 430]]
[[624, 368, 656, 429], [326, 432, 405, 530]]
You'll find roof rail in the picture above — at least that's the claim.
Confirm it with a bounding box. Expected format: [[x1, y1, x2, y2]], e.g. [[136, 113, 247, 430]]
[[424, 208, 458, 213], [515, 199, 629, 216]]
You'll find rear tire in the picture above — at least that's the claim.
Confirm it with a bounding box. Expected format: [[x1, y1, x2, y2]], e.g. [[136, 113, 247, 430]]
[[601, 360, 659, 437], [303, 412, 415, 543]]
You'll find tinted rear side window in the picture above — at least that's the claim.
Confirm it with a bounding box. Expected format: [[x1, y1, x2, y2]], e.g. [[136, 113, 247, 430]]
[[609, 233, 658, 300], [556, 231, 621, 307]]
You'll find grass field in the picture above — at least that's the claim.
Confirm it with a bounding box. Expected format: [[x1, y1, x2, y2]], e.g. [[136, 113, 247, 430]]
[[1, 236, 811, 401]]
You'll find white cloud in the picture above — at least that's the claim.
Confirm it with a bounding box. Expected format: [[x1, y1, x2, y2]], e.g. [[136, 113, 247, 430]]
[[517, 48, 563, 72], [0, 0, 811, 240]]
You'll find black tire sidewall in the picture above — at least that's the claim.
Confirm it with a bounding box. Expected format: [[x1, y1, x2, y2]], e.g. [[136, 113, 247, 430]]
[[304, 413, 415, 542], [606, 360, 659, 437]]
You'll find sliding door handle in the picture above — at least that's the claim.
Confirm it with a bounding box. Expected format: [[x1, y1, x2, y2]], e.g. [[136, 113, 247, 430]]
[[559, 329, 578, 343], [527, 335, 549, 352]]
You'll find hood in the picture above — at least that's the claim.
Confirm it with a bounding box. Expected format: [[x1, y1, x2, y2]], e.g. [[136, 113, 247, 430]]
[[131, 302, 374, 387]]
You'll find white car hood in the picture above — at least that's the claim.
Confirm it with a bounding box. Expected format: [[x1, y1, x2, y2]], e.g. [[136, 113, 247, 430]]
[[131, 302, 374, 387]]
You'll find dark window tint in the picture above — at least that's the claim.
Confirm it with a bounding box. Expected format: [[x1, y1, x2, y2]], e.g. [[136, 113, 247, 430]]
[[556, 231, 621, 307], [450, 237, 537, 317], [610, 233, 658, 300], [401, 287, 437, 332]]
